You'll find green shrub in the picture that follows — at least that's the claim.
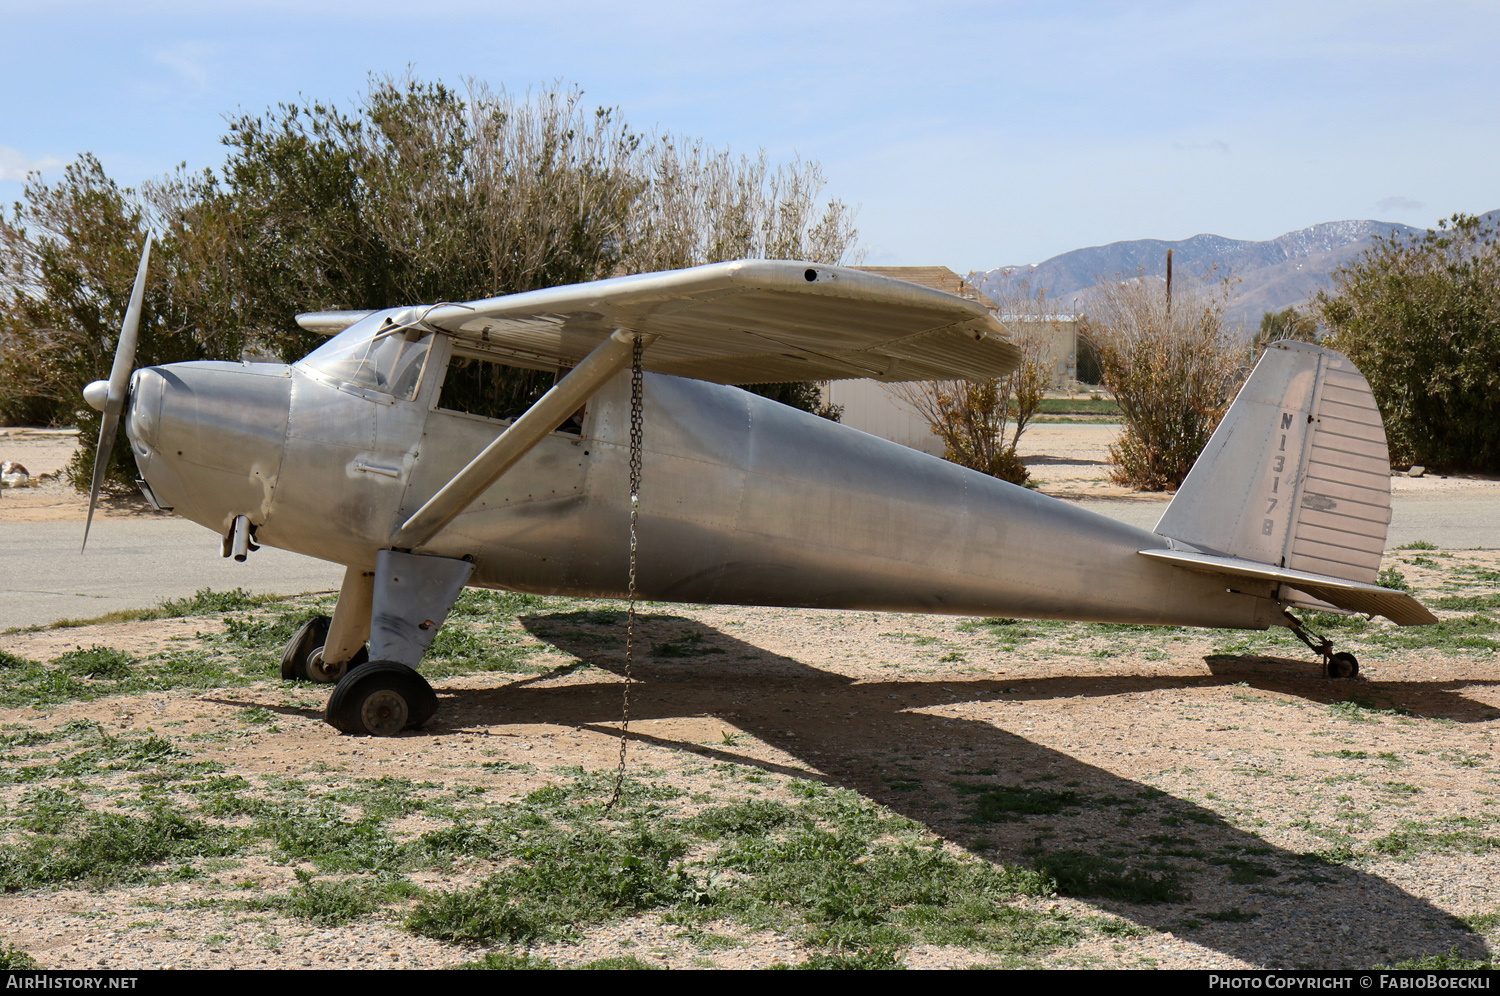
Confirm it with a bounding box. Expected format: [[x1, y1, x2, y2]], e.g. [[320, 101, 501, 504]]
[[1319, 214, 1500, 472]]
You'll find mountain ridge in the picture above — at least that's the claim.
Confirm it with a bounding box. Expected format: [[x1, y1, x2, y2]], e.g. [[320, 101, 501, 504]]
[[968, 213, 1498, 327]]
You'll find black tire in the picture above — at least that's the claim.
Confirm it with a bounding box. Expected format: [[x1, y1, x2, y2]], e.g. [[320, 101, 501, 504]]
[[280, 616, 330, 680], [325, 661, 438, 736], [1326, 652, 1360, 679]]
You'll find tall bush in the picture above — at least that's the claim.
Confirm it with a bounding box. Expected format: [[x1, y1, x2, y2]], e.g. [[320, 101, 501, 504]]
[[1085, 278, 1242, 491], [1250, 305, 1318, 356], [0, 156, 247, 485], [0, 76, 860, 484]]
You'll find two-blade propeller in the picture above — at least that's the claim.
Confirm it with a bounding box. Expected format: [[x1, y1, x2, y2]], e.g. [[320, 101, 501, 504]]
[[81, 236, 152, 552]]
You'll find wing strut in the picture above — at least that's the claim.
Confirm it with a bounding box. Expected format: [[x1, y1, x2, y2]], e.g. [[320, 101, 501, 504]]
[[389, 329, 655, 550]]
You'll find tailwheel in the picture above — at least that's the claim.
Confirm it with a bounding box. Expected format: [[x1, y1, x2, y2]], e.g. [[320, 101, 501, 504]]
[[280, 615, 368, 683], [1325, 651, 1360, 680], [1284, 611, 1360, 680], [325, 661, 438, 736]]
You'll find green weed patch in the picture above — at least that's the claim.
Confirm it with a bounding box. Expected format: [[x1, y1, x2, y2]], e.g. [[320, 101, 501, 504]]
[[252, 873, 422, 927], [408, 825, 692, 944], [0, 806, 236, 891], [1034, 850, 1190, 904], [1433, 593, 1500, 613], [958, 784, 1080, 822], [1369, 820, 1500, 860]]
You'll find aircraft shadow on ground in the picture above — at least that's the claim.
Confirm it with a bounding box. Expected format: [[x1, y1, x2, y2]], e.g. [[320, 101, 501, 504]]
[[1202, 655, 1500, 723], [429, 610, 1489, 969], [201, 695, 324, 722], [936, 655, 1500, 723]]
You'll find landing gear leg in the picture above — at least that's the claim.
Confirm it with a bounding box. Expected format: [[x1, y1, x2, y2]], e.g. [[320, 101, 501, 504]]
[[312, 566, 375, 682], [1284, 611, 1359, 679], [322, 550, 473, 736]]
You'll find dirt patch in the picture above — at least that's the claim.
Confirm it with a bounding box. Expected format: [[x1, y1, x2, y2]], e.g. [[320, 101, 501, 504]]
[[0, 429, 168, 524]]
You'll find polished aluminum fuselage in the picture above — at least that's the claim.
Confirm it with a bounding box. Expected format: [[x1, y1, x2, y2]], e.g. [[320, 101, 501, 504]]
[[126, 353, 1278, 631]]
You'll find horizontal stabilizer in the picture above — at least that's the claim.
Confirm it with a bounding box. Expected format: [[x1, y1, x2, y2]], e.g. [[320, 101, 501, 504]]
[[1139, 548, 1437, 626], [408, 260, 1020, 385]]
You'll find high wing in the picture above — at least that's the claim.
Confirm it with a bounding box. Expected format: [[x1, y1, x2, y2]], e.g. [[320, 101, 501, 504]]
[[409, 260, 1019, 384]]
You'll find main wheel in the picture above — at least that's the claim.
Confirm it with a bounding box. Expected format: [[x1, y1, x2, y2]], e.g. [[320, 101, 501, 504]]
[[1326, 652, 1360, 679], [325, 661, 438, 736], [280, 616, 330, 680], [279, 615, 369, 682]]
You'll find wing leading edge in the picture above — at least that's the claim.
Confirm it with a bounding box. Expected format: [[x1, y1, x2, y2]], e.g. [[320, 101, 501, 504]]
[[404, 260, 1020, 384]]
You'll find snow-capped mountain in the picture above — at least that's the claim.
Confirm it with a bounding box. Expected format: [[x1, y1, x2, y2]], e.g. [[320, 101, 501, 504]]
[[966, 216, 1472, 327]]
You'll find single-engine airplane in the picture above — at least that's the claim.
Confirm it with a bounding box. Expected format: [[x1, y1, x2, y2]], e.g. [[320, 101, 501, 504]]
[[82, 239, 1436, 736]]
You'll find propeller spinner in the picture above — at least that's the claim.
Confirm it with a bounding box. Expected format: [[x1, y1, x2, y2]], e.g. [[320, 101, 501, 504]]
[[81, 236, 152, 551]]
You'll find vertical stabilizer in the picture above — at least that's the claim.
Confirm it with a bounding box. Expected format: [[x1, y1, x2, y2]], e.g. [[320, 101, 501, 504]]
[[1155, 341, 1391, 585]]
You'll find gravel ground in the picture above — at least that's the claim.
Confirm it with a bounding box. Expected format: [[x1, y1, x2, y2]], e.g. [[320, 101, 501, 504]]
[[1, 574, 1497, 970]]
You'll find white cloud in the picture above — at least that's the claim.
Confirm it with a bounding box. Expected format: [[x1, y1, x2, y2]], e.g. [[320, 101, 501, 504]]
[[150, 40, 214, 92], [1377, 196, 1425, 213], [0, 146, 65, 182], [1172, 139, 1231, 155]]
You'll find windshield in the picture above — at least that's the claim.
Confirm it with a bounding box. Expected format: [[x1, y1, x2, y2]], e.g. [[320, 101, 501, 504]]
[[299, 315, 435, 401]]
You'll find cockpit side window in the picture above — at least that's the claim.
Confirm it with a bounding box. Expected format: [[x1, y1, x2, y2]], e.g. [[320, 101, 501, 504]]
[[437, 351, 584, 434]]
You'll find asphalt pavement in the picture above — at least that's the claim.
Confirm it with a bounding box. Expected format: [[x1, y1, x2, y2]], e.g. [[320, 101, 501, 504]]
[[2, 519, 345, 630], [1074, 490, 1500, 550]]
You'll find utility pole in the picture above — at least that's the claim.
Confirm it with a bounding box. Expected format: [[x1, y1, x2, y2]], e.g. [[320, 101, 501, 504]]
[[1165, 248, 1174, 319]]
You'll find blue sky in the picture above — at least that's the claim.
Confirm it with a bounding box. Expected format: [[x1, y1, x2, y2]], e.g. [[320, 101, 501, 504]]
[[2, 0, 1495, 272]]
